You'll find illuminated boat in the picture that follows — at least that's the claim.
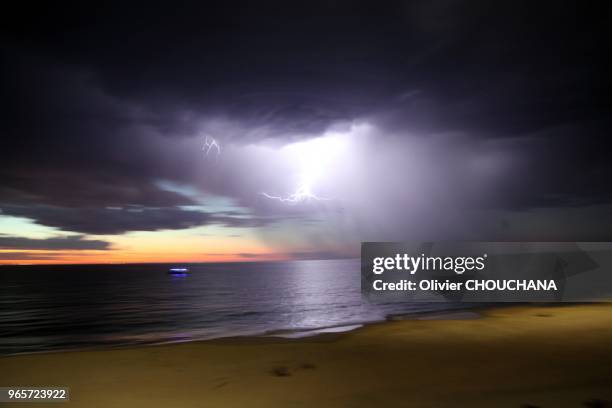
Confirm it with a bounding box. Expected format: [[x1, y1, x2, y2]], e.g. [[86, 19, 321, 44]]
[[168, 267, 190, 276]]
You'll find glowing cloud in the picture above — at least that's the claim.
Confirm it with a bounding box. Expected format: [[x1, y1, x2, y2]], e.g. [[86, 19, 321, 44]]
[[261, 131, 350, 204]]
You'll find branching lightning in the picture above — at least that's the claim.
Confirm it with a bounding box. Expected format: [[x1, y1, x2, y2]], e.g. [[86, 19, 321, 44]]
[[203, 135, 221, 157], [261, 135, 345, 204], [261, 186, 331, 204]]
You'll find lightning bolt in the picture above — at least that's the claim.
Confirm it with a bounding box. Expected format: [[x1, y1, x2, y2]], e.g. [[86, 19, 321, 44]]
[[261, 164, 332, 204], [203, 135, 221, 157], [260, 135, 345, 204], [261, 186, 331, 204]]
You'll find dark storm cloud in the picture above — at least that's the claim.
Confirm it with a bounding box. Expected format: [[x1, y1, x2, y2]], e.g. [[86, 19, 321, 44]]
[[0, 205, 284, 235], [1, 1, 611, 239], [0, 252, 69, 261], [9, 0, 607, 134], [0, 205, 213, 235], [0, 235, 110, 250], [0, 55, 198, 205]]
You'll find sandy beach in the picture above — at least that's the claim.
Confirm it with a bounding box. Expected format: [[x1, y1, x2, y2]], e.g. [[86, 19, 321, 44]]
[[3, 304, 612, 408]]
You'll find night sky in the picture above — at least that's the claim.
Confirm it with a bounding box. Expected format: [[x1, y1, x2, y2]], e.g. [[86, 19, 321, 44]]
[[1, 1, 611, 263]]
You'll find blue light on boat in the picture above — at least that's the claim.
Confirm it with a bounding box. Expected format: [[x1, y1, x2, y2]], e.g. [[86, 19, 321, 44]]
[[169, 267, 190, 276]]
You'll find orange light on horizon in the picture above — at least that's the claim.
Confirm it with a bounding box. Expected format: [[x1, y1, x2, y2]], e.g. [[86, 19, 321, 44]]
[[0, 249, 290, 265]]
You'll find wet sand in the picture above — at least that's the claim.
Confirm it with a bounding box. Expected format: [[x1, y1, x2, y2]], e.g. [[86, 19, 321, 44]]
[[3, 304, 612, 407]]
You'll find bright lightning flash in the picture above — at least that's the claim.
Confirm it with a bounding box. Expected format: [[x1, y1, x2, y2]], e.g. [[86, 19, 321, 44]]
[[262, 134, 346, 204], [261, 186, 331, 203]]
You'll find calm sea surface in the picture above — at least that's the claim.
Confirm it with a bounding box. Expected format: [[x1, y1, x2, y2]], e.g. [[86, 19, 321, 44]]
[[0, 259, 463, 355]]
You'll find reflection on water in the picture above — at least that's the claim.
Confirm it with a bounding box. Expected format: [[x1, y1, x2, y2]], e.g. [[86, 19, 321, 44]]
[[0, 259, 461, 355]]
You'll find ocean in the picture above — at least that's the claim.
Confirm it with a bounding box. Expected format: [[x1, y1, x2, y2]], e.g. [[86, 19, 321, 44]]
[[0, 259, 464, 355]]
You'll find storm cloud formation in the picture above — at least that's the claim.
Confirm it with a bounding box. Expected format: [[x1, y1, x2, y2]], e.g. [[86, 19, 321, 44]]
[[1, 1, 611, 254], [0, 235, 110, 250]]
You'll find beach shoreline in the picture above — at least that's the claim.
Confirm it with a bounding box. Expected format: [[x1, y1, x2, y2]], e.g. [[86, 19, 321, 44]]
[[3, 303, 612, 407], [0, 303, 483, 357]]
